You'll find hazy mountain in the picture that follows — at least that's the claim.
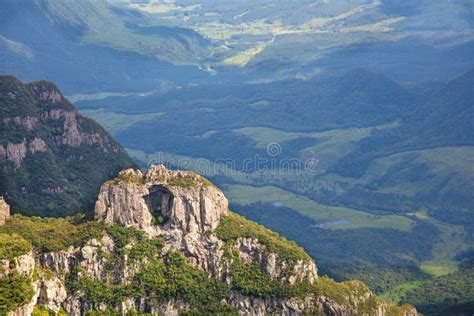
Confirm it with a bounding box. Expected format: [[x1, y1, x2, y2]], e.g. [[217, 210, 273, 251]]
[[0, 0, 212, 94], [1, 0, 473, 93]]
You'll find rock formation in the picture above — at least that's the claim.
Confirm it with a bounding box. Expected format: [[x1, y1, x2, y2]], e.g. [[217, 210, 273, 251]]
[[95, 166, 228, 234], [0, 197, 10, 225], [0, 166, 417, 315]]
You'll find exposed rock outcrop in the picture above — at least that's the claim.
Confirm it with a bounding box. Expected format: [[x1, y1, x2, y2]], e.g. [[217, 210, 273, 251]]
[[3, 251, 39, 316], [5, 141, 27, 167], [95, 166, 228, 234], [44, 109, 109, 148], [0, 197, 11, 225], [0, 166, 417, 315], [3, 116, 38, 132], [0, 75, 134, 217], [95, 166, 233, 277], [0, 138, 48, 167], [28, 138, 47, 153]]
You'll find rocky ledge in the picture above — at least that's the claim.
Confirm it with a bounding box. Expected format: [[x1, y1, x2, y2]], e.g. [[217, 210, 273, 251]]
[[0, 166, 417, 316]]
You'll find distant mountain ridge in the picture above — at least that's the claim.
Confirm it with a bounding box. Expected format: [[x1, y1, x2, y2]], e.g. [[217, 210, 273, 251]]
[[0, 75, 134, 217], [1, 0, 473, 93]]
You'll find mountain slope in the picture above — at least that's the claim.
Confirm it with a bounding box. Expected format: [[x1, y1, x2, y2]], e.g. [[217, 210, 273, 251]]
[[0, 166, 416, 315], [0, 76, 134, 217], [77, 68, 474, 314], [0, 0, 210, 94]]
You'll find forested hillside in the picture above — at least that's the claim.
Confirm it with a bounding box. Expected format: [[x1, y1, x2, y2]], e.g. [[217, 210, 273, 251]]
[[77, 69, 474, 315], [0, 76, 134, 216]]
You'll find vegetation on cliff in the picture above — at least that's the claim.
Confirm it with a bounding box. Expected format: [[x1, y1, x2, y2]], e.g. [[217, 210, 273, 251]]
[[0, 233, 32, 260], [0, 214, 104, 252], [0, 272, 35, 315], [215, 212, 311, 263], [0, 76, 134, 218], [66, 225, 237, 315], [0, 208, 414, 315]]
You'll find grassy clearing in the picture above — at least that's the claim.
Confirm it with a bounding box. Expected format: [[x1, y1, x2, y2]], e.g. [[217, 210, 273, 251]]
[[360, 146, 474, 196], [67, 92, 139, 103], [80, 109, 164, 134], [379, 281, 423, 305], [223, 184, 414, 232], [409, 209, 469, 277], [194, 20, 274, 41], [233, 125, 376, 149], [127, 2, 201, 14], [418, 223, 466, 277], [233, 123, 398, 170], [222, 44, 266, 66], [420, 263, 458, 277]]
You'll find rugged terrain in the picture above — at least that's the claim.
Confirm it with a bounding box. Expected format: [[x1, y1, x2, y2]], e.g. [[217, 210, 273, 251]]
[[0, 165, 416, 315], [0, 76, 134, 217], [1, 1, 473, 312], [78, 68, 474, 314]]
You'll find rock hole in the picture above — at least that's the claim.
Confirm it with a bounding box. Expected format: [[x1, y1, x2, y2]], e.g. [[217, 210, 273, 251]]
[[146, 186, 174, 225]]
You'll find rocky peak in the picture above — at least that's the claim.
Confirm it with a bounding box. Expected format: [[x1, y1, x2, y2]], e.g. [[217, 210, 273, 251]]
[[1, 167, 418, 316], [95, 165, 228, 235], [27, 80, 64, 104], [0, 76, 134, 217]]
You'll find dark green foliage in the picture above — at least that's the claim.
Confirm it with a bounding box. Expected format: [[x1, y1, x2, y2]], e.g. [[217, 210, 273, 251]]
[[69, 251, 234, 314], [0, 215, 104, 252], [69, 276, 138, 306], [104, 224, 163, 262], [227, 252, 295, 298], [215, 212, 311, 263], [237, 203, 435, 293], [215, 212, 384, 314], [0, 272, 35, 314], [400, 268, 474, 315], [0, 233, 32, 260], [105, 224, 143, 255], [147, 191, 168, 225], [0, 76, 134, 217], [33, 305, 67, 316], [225, 244, 383, 314], [128, 237, 164, 263], [134, 252, 232, 313]]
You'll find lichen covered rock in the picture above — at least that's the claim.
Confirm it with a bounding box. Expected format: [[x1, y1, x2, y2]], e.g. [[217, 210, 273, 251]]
[[95, 165, 228, 234]]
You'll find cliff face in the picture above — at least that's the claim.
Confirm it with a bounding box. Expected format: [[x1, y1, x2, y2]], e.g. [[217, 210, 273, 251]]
[[0, 166, 417, 316], [0, 197, 10, 225], [0, 76, 134, 217]]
